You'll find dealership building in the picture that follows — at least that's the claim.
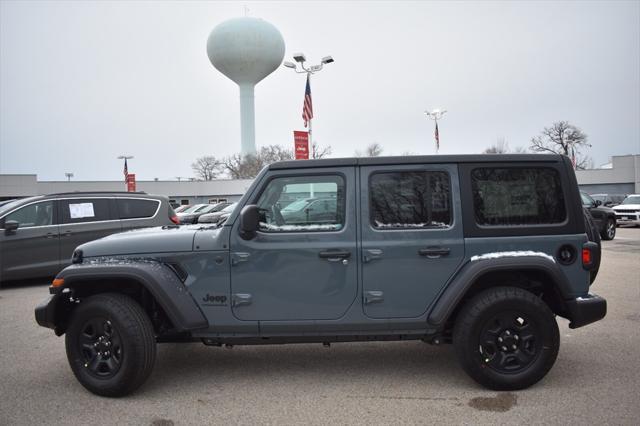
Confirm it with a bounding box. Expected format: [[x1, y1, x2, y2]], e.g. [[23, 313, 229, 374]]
[[1, 154, 639, 203]]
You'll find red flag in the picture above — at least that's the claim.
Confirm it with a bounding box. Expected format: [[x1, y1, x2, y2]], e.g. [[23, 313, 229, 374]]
[[302, 74, 313, 127], [435, 122, 440, 151]]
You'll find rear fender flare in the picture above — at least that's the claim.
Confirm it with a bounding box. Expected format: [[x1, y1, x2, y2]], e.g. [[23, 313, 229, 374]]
[[428, 255, 571, 326]]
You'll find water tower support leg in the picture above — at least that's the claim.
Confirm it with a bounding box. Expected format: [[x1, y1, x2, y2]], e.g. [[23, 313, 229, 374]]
[[239, 84, 257, 156]]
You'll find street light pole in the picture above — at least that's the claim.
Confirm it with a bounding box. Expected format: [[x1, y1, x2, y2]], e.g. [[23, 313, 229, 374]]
[[424, 109, 447, 154], [283, 54, 334, 153]]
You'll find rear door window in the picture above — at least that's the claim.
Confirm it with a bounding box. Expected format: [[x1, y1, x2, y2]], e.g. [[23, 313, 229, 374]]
[[60, 199, 112, 224], [369, 171, 452, 229], [116, 198, 160, 219]]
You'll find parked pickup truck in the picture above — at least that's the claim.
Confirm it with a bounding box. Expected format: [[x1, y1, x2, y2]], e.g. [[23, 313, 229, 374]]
[[35, 154, 606, 397]]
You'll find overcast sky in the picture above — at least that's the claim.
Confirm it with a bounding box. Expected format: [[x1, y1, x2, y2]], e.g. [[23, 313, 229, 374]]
[[1, 0, 639, 181]]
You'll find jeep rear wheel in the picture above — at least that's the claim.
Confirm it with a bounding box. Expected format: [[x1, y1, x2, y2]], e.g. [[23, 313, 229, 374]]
[[65, 293, 156, 397], [453, 287, 559, 390]]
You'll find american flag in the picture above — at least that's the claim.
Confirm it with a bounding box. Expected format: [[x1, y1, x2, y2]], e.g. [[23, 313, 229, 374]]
[[302, 74, 313, 127], [570, 145, 577, 169], [123, 158, 129, 182], [435, 121, 440, 151]]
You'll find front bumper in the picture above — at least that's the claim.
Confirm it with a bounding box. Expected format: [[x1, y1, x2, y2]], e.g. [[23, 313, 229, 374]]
[[566, 293, 606, 329], [34, 293, 61, 331], [615, 212, 640, 225]]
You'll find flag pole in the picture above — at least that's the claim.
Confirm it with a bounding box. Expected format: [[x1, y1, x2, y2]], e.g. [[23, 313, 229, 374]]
[[307, 72, 312, 149]]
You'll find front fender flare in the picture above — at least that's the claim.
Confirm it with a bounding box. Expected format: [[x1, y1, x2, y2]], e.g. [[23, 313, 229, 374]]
[[428, 255, 571, 326], [54, 261, 208, 332]]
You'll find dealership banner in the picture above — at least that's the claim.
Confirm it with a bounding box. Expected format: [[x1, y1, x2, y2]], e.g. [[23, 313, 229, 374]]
[[293, 131, 309, 160], [126, 174, 136, 192]]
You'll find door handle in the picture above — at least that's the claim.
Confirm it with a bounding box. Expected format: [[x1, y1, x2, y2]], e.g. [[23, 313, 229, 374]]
[[318, 250, 351, 262], [44, 232, 57, 239], [418, 247, 450, 258], [61, 230, 73, 237]]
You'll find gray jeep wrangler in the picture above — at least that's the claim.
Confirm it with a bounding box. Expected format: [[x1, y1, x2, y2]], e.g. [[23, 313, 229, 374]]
[[35, 154, 606, 397]]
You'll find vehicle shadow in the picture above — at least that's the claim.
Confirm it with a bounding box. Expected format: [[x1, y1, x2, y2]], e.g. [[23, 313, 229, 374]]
[[146, 340, 470, 394]]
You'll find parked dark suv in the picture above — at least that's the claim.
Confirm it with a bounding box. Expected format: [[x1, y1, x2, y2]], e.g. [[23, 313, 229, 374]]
[[581, 192, 617, 240], [35, 155, 605, 396], [0, 192, 177, 282]]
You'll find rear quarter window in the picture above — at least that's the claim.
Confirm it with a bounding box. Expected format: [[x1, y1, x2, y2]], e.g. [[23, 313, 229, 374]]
[[117, 199, 160, 219], [471, 167, 566, 225]]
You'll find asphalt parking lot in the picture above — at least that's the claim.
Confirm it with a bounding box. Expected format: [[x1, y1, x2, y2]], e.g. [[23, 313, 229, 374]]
[[1, 228, 639, 425]]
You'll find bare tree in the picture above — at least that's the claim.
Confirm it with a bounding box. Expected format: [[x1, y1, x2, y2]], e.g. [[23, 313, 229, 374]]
[[191, 155, 222, 181], [355, 143, 383, 157], [222, 145, 294, 179], [530, 121, 592, 169], [311, 141, 332, 159], [483, 137, 510, 154]]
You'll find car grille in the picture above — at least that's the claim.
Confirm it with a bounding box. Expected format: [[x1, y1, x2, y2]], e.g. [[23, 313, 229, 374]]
[[616, 209, 639, 213]]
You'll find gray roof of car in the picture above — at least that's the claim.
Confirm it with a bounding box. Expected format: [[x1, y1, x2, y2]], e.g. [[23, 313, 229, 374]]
[[269, 154, 565, 170]]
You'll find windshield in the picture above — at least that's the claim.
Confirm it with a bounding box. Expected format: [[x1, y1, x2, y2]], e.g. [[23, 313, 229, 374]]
[[281, 199, 311, 212], [621, 196, 640, 205], [0, 198, 35, 216], [580, 192, 594, 206], [211, 203, 229, 212], [182, 204, 206, 213], [591, 194, 605, 202], [222, 203, 237, 213]]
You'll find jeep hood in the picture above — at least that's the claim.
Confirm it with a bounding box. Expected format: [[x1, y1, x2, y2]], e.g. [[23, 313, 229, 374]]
[[77, 225, 224, 258]]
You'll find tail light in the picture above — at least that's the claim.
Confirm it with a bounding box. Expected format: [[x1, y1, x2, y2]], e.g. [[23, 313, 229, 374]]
[[581, 242, 599, 269], [168, 205, 180, 224]]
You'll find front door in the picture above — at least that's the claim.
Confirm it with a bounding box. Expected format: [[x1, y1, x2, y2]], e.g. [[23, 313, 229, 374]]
[[0, 200, 60, 280], [229, 168, 358, 321], [360, 164, 465, 319]]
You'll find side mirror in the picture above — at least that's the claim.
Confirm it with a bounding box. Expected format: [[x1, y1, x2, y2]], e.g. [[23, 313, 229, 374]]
[[4, 220, 19, 235], [239, 205, 260, 240], [595, 200, 602, 207]]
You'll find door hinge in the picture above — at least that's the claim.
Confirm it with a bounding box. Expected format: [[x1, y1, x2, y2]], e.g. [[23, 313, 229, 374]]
[[231, 252, 250, 266], [364, 291, 384, 305], [232, 293, 252, 307], [363, 249, 383, 263]]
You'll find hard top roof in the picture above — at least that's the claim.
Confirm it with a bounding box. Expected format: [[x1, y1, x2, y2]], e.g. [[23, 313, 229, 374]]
[[269, 154, 565, 170]]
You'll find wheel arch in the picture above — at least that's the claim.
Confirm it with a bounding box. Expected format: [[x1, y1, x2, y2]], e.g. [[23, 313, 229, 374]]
[[48, 262, 208, 336], [428, 256, 571, 329]]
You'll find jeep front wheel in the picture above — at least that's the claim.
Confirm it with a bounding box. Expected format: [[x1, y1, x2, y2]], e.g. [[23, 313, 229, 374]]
[[453, 287, 559, 390], [65, 293, 156, 397]]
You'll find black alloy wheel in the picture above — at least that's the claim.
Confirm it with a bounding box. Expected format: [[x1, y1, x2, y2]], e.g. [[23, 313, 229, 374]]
[[77, 317, 123, 378], [478, 312, 539, 374], [65, 293, 156, 397], [453, 287, 559, 390]]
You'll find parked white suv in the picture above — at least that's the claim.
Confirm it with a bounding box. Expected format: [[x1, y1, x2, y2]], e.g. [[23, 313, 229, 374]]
[[612, 195, 640, 226]]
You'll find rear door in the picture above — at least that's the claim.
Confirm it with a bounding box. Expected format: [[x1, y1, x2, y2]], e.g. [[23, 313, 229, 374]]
[[360, 164, 464, 319], [0, 200, 60, 280], [58, 198, 121, 266]]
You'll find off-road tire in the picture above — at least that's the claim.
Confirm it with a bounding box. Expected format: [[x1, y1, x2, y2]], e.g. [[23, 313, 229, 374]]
[[600, 218, 616, 241], [65, 293, 156, 397], [453, 287, 560, 390], [583, 208, 601, 283]]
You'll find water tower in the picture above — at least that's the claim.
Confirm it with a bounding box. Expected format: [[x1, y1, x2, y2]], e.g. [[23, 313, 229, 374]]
[[207, 17, 285, 155]]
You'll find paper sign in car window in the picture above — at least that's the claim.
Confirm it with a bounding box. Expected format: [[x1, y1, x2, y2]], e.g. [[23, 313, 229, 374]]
[[69, 203, 95, 219]]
